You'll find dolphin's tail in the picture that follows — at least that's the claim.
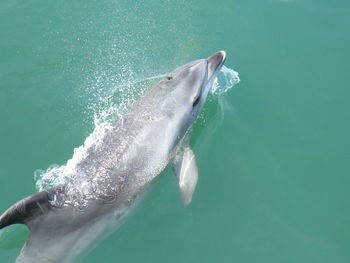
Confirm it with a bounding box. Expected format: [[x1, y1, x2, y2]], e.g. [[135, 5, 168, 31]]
[[0, 188, 56, 229]]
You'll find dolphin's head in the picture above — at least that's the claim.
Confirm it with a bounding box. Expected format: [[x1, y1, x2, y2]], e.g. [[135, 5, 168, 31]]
[[155, 51, 226, 145]]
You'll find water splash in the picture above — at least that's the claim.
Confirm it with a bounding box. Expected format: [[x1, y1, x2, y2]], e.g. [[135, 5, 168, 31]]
[[211, 65, 240, 95], [34, 111, 115, 192], [34, 79, 150, 193]]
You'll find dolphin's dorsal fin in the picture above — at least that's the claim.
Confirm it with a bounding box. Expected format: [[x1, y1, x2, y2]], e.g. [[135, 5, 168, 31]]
[[172, 145, 199, 206], [0, 187, 58, 230]]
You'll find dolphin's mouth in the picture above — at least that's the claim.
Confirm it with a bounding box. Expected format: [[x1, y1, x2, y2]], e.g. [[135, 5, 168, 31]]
[[192, 51, 227, 109], [207, 50, 226, 81]]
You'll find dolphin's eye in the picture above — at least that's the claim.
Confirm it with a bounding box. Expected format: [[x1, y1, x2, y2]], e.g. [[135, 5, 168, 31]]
[[193, 96, 200, 107], [167, 74, 173, 80]]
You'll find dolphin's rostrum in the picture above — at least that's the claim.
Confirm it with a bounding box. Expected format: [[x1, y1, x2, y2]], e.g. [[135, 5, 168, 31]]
[[0, 51, 227, 263]]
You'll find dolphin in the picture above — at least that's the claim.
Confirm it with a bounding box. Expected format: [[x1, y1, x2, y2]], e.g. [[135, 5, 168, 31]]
[[0, 51, 227, 263]]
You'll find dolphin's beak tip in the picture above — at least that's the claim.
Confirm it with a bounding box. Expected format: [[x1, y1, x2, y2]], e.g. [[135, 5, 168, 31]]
[[207, 50, 227, 65], [218, 50, 226, 59]]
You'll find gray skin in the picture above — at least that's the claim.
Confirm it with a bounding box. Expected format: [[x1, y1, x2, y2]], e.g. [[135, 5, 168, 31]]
[[0, 51, 226, 263]]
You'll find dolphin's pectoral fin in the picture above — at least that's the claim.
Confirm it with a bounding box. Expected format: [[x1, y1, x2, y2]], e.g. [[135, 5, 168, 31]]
[[172, 146, 199, 206]]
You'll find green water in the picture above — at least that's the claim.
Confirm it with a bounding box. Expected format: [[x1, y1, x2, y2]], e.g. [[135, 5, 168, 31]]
[[1, 0, 350, 262]]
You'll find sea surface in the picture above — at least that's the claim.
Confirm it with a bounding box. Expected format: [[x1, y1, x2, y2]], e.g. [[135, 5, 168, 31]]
[[1, 0, 350, 262]]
